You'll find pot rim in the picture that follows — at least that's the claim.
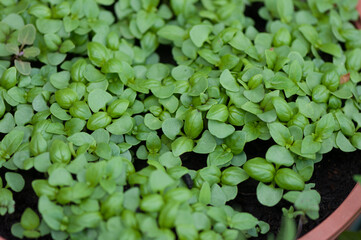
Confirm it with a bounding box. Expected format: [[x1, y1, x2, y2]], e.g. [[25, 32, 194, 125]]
[[298, 183, 361, 240]]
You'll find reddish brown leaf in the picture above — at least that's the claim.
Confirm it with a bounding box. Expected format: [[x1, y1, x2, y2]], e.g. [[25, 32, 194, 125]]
[[340, 73, 350, 84]]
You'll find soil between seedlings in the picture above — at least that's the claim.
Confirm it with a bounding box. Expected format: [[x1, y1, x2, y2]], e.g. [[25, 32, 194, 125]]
[[0, 169, 48, 240], [230, 140, 361, 240], [1, 142, 361, 240]]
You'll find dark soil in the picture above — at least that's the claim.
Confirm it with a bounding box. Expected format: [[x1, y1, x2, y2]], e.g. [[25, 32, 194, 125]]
[[0, 169, 49, 240]]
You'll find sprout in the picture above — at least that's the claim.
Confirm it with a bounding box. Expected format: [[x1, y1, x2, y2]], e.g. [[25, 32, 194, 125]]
[[0, 0, 361, 239]]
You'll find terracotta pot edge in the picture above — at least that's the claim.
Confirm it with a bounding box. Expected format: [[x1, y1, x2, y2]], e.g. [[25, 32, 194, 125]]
[[298, 183, 361, 240]]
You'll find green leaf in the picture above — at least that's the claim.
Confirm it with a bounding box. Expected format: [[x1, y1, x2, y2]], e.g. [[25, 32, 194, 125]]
[[257, 110, 277, 123], [230, 212, 259, 231], [314, 113, 335, 141], [208, 120, 235, 139], [157, 25, 185, 43], [207, 146, 233, 167], [256, 182, 283, 207], [206, 104, 229, 122], [107, 99, 129, 118], [34, 153, 51, 173], [171, 65, 194, 81], [2, 13, 24, 29], [0, 113, 15, 133], [49, 71, 70, 89], [220, 69, 240, 92], [23, 47, 40, 58], [5, 172, 25, 192], [151, 85, 175, 99], [210, 184, 227, 206], [50, 103, 71, 121], [0, 130, 24, 155], [243, 85, 265, 103], [38, 196, 64, 230], [147, 63, 170, 80], [225, 131, 246, 155], [21, 208, 40, 230], [66, 154, 87, 174], [199, 48, 220, 65], [268, 122, 293, 147], [301, 135, 321, 154], [14, 60, 31, 75], [336, 131, 356, 152], [221, 167, 249, 185], [193, 130, 217, 154], [36, 19, 62, 34], [159, 96, 179, 113], [144, 113, 162, 130], [140, 196, 164, 214], [47, 53, 66, 66], [299, 24, 319, 45], [223, 185, 241, 202], [123, 187, 140, 211], [65, 118, 86, 136], [176, 224, 197, 240], [190, 25, 212, 47], [6, 43, 19, 55], [63, 16, 79, 32], [84, 64, 105, 82], [229, 31, 253, 52], [294, 190, 320, 220], [162, 118, 182, 140], [68, 132, 95, 147], [18, 24, 36, 45], [182, 39, 197, 59], [266, 145, 294, 167], [319, 43, 341, 58], [15, 105, 33, 126], [146, 132, 161, 153], [88, 89, 113, 112], [106, 115, 134, 135], [288, 60, 302, 82], [335, 111, 355, 137], [87, 42, 110, 67], [207, 207, 227, 224], [159, 151, 181, 168], [199, 182, 211, 204], [84, 0, 100, 18], [136, 10, 157, 34], [171, 136, 194, 157], [272, 96, 293, 122], [59, 40, 75, 53], [184, 109, 203, 139], [241, 102, 263, 115], [332, 86, 353, 99], [149, 170, 175, 192], [48, 168, 73, 186], [32, 94, 49, 112], [192, 212, 211, 231], [277, 0, 294, 23], [11, 223, 24, 239]]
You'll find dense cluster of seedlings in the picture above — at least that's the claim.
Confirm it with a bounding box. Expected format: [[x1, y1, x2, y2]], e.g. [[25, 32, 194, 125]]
[[1, 0, 361, 239]]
